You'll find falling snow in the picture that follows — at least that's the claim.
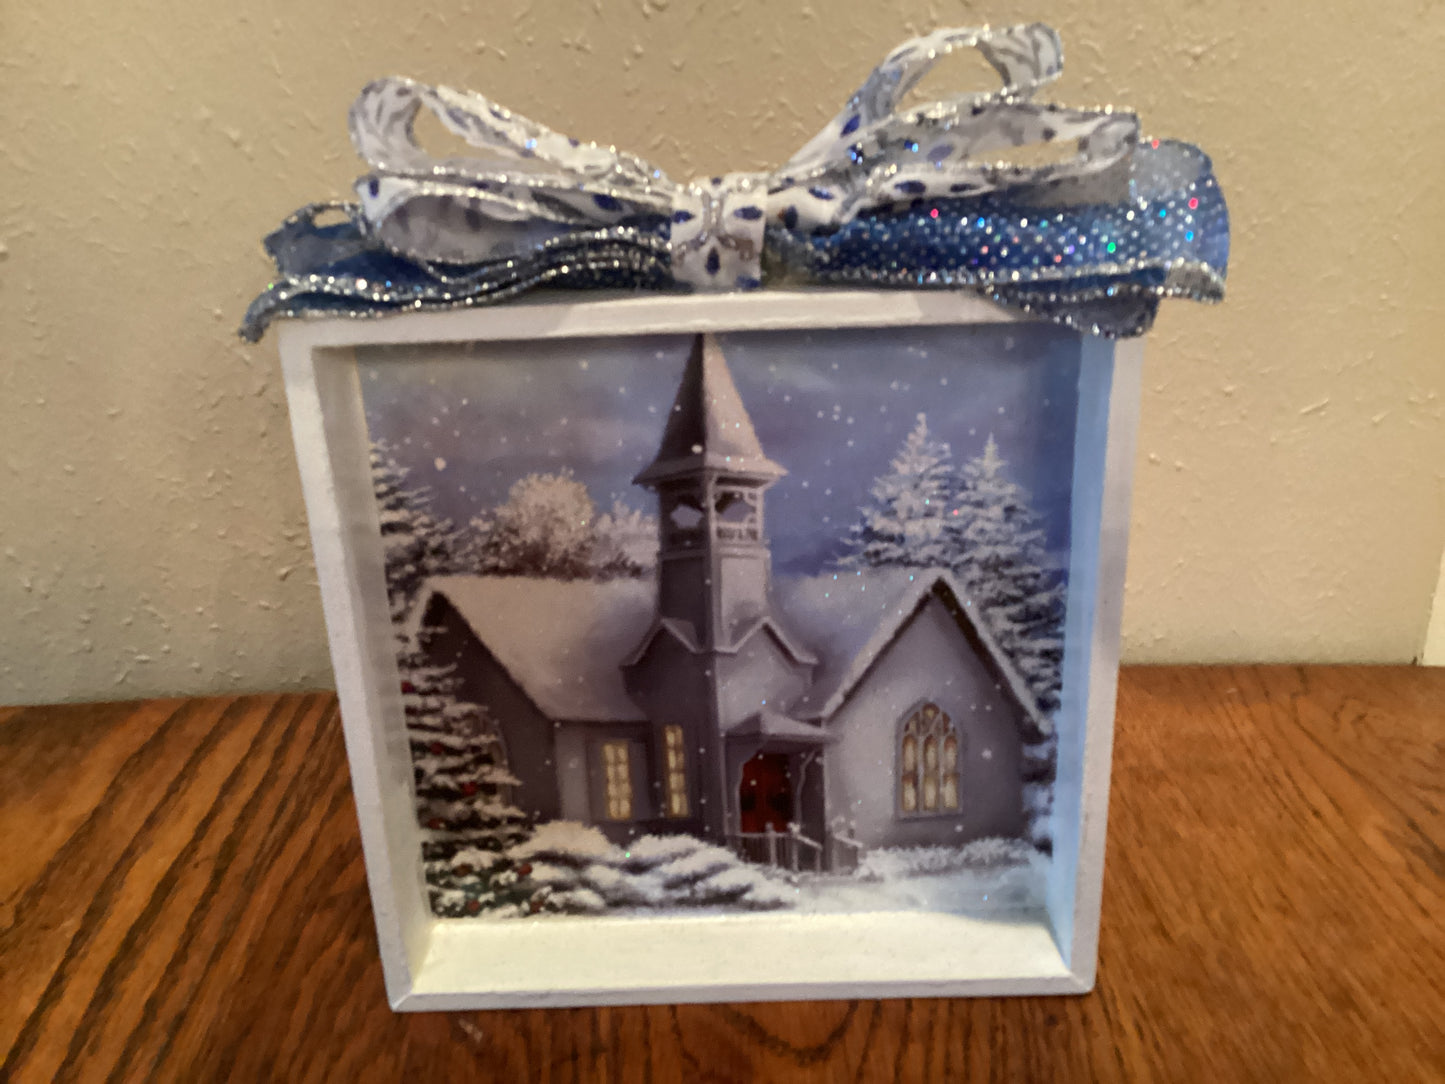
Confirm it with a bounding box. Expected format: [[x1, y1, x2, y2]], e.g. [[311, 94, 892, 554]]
[[357, 327, 1080, 577]]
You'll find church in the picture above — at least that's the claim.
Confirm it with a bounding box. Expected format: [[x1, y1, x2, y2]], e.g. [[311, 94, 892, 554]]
[[412, 334, 1051, 866]]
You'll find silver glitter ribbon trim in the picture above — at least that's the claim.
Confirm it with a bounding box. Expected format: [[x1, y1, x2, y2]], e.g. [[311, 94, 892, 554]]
[[347, 24, 1134, 290], [241, 24, 1228, 340]]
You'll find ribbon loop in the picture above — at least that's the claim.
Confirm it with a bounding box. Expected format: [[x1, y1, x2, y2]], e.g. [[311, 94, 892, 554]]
[[349, 76, 673, 266], [781, 23, 1063, 179], [241, 24, 1228, 343], [774, 24, 1135, 231]]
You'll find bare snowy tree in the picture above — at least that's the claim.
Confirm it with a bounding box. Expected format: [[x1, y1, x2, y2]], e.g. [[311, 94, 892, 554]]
[[472, 470, 596, 579], [473, 473, 656, 580], [591, 499, 658, 579]]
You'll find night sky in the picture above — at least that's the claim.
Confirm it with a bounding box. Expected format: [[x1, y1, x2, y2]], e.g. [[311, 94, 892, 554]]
[[357, 324, 1082, 574]]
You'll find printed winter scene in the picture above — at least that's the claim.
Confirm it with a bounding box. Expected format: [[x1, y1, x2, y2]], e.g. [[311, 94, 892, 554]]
[[357, 324, 1081, 921]]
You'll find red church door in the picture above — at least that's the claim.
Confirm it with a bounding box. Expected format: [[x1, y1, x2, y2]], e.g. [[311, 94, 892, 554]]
[[739, 753, 792, 833]]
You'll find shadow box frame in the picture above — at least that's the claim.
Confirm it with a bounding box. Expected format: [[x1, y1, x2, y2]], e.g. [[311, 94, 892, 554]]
[[275, 288, 1142, 1011]]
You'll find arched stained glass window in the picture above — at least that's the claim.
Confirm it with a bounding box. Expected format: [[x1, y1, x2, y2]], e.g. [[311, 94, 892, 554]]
[[901, 726, 919, 812], [899, 703, 960, 816]]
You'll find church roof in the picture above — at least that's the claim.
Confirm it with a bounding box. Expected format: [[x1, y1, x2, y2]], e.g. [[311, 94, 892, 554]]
[[775, 568, 1051, 740], [418, 575, 653, 723], [728, 708, 835, 747], [620, 612, 818, 668], [417, 568, 1050, 740], [633, 334, 785, 486]]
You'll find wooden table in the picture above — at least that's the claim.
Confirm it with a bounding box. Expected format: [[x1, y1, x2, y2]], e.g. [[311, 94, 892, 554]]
[[2, 667, 1441, 1082]]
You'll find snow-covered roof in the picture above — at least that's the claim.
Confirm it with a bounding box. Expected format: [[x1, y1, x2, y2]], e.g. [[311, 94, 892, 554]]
[[419, 576, 654, 722], [416, 567, 1049, 738], [729, 708, 835, 746], [775, 568, 1050, 739], [633, 334, 786, 486]]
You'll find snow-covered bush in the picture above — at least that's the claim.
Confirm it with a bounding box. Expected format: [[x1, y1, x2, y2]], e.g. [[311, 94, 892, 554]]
[[508, 822, 793, 915], [855, 837, 1037, 882]]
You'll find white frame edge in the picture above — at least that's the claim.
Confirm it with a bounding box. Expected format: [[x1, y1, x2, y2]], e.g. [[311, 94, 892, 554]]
[[276, 289, 1140, 1010]]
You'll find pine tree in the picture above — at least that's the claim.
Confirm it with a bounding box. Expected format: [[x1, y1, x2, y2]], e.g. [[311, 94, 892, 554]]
[[370, 440, 462, 623], [401, 629, 523, 835], [949, 435, 1066, 714], [840, 414, 956, 569], [400, 625, 534, 916], [372, 441, 535, 913]]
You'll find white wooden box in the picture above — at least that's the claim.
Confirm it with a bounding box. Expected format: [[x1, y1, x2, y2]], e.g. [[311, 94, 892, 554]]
[[277, 288, 1140, 1010]]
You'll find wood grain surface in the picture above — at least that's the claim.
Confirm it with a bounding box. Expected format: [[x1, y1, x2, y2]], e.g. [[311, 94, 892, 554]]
[[2, 667, 1441, 1083]]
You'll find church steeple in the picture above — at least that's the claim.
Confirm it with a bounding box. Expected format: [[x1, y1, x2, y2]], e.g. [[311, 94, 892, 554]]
[[634, 334, 784, 648], [634, 334, 784, 487]]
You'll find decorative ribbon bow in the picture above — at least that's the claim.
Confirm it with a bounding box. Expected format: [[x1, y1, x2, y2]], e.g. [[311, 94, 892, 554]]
[[241, 24, 1228, 342]]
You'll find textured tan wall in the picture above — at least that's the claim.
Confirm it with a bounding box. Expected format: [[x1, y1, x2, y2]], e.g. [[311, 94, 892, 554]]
[[2, 1, 1443, 704]]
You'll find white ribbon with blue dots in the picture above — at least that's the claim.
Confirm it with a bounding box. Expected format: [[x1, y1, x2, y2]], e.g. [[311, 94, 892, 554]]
[[348, 24, 1140, 292]]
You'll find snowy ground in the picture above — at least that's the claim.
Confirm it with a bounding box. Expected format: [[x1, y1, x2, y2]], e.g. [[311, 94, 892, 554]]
[[426, 822, 1047, 920], [785, 856, 1045, 917]]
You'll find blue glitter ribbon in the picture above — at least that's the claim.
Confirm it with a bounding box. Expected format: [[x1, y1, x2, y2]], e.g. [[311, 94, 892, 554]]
[[241, 25, 1228, 341]]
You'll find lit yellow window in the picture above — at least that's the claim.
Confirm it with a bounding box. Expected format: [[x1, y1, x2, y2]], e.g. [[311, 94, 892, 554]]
[[663, 726, 688, 817], [602, 740, 633, 821]]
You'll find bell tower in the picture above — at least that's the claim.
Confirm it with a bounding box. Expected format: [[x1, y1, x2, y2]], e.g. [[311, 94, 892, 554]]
[[624, 334, 816, 841], [633, 334, 785, 649]]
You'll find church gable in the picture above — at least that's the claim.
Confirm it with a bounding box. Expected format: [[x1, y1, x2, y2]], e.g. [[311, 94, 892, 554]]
[[717, 622, 815, 729], [777, 569, 1049, 741], [620, 620, 709, 723], [820, 591, 1030, 848]]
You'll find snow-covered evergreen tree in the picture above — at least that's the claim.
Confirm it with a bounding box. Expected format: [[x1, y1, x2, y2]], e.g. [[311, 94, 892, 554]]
[[400, 624, 534, 916], [839, 423, 1066, 712], [370, 440, 462, 623], [371, 443, 538, 912], [948, 434, 1066, 716], [1021, 736, 1057, 854], [401, 628, 523, 836], [839, 414, 956, 570]]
